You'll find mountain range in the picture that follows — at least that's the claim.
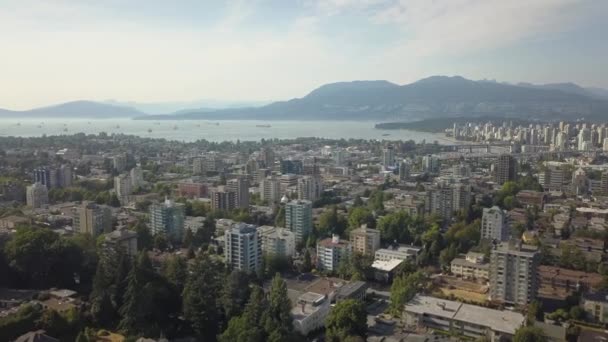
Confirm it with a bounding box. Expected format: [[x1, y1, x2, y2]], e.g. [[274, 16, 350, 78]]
[[0, 100, 145, 119], [2, 76, 608, 121]]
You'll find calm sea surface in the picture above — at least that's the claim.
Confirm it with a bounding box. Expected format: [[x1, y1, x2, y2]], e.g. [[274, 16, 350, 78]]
[[0, 119, 455, 144]]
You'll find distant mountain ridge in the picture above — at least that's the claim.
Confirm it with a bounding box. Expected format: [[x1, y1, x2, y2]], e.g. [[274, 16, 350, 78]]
[[2, 76, 608, 120], [138, 76, 608, 121], [0, 100, 145, 119]]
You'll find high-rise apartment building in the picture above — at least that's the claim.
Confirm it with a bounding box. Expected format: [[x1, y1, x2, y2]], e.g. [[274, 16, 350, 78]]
[[112, 153, 128, 173], [382, 146, 396, 169], [114, 173, 132, 204], [538, 162, 566, 191], [285, 200, 312, 244], [149, 199, 185, 242], [334, 149, 347, 167], [578, 128, 591, 151], [399, 161, 410, 181], [130, 166, 144, 189], [489, 242, 540, 306], [260, 147, 275, 169], [260, 177, 281, 204], [210, 186, 236, 211], [227, 176, 250, 209], [192, 157, 205, 175], [73, 201, 112, 237], [496, 154, 516, 185], [422, 155, 439, 173], [26, 182, 49, 208], [481, 206, 509, 241], [297, 175, 323, 202], [427, 183, 471, 221], [280, 159, 303, 175], [349, 225, 381, 256], [33, 165, 72, 189], [225, 223, 262, 273]]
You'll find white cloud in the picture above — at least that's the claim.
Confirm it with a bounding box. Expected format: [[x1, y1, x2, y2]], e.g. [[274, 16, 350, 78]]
[[373, 0, 586, 57]]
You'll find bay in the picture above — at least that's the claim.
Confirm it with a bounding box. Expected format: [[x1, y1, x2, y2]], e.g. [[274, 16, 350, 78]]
[[0, 119, 455, 144]]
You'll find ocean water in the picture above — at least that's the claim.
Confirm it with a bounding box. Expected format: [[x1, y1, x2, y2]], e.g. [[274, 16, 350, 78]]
[[0, 119, 454, 144]]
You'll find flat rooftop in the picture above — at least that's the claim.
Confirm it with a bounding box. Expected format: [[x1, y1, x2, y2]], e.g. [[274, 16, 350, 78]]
[[405, 295, 524, 335], [372, 259, 403, 272]]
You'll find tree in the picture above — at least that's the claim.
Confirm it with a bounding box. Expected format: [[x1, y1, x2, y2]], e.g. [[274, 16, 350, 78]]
[[389, 271, 424, 316], [347, 207, 375, 230], [221, 270, 252, 320], [133, 222, 153, 251], [5, 227, 85, 288], [153, 234, 168, 251], [182, 228, 194, 248], [439, 243, 458, 269], [182, 253, 225, 339], [300, 249, 313, 273], [527, 301, 543, 325], [162, 255, 188, 293], [108, 194, 121, 208], [118, 259, 143, 335], [376, 211, 413, 243], [274, 206, 285, 228], [264, 273, 293, 339], [219, 286, 267, 342], [326, 299, 367, 342], [513, 326, 547, 342], [317, 206, 347, 237]]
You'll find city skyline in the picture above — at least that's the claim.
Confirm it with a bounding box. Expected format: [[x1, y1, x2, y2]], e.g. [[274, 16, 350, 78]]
[[1, 0, 607, 109]]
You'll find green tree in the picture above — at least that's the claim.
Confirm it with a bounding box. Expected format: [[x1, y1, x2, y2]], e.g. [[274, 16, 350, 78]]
[[300, 249, 313, 273], [513, 326, 547, 342], [133, 222, 153, 251], [347, 207, 375, 230], [326, 299, 367, 342], [108, 194, 121, 207], [376, 211, 413, 243], [153, 234, 168, 251], [264, 273, 293, 339], [118, 259, 143, 335], [182, 228, 194, 248], [162, 255, 188, 293], [5, 227, 85, 288], [527, 301, 543, 325], [317, 206, 347, 237], [221, 270, 252, 320], [275, 206, 285, 228], [182, 253, 225, 339], [389, 271, 424, 316], [219, 286, 267, 342]]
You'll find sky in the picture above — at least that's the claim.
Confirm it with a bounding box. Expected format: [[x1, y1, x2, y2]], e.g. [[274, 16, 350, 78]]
[[1, 0, 607, 110]]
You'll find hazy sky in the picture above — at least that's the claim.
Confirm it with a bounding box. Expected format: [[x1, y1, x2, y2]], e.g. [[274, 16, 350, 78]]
[[2, 0, 607, 109]]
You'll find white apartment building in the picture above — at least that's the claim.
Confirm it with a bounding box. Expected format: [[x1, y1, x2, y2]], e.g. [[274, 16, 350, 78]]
[[481, 206, 509, 241], [26, 182, 49, 209], [291, 292, 330, 336], [450, 252, 490, 280], [316, 235, 351, 271], [224, 223, 262, 273], [374, 245, 422, 262], [260, 177, 281, 203], [258, 225, 296, 257]]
